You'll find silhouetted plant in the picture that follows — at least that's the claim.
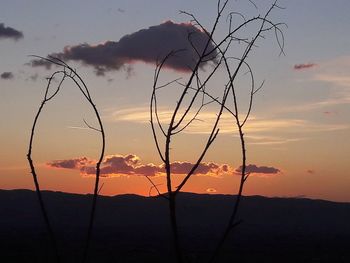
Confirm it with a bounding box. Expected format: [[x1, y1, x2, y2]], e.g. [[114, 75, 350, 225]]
[[27, 1, 284, 262], [149, 1, 285, 262], [27, 56, 105, 263]]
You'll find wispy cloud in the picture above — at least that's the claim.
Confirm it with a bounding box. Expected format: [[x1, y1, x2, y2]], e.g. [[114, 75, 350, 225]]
[[28, 21, 217, 75], [108, 107, 348, 136], [28, 73, 39, 82], [313, 74, 350, 88], [0, 23, 23, 40], [66, 126, 92, 130], [110, 107, 294, 133], [280, 56, 350, 114], [246, 135, 304, 145], [294, 63, 317, 70], [277, 97, 350, 114], [310, 56, 350, 102]]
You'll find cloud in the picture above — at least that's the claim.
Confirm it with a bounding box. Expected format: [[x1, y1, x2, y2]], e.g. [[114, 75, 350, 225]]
[[47, 154, 232, 178], [29, 21, 217, 75], [47, 157, 94, 169], [49, 155, 281, 180], [294, 63, 316, 70], [169, 161, 230, 177], [1, 72, 14, 80], [272, 56, 350, 122], [28, 59, 52, 70], [290, 56, 350, 111], [246, 135, 304, 145], [323, 111, 338, 116], [314, 74, 350, 88], [110, 106, 348, 136], [0, 23, 23, 40], [279, 97, 350, 114], [206, 188, 217, 193], [235, 164, 280, 175], [29, 73, 39, 82], [93, 154, 149, 176]]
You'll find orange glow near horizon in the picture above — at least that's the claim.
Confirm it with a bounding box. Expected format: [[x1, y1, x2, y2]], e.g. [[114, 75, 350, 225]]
[[2, 162, 350, 203]]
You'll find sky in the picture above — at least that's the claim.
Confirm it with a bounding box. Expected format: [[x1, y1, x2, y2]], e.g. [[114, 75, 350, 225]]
[[1, 0, 349, 202]]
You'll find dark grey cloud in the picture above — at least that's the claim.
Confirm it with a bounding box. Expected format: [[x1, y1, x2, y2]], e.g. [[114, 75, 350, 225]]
[[0, 23, 23, 40], [1, 72, 14, 80], [29, 21, 217, 75], [235, 164, 280, 175]]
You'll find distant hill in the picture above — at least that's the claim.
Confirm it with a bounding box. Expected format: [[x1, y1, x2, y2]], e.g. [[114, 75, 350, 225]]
[[1, 189, 349, 262]]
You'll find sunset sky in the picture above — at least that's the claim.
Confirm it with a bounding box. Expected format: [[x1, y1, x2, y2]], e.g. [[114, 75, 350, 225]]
[[1, 0, 349, 202]]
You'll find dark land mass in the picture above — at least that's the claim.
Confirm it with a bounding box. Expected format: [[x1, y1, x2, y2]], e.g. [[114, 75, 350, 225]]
[[0, 189, 349, 262]]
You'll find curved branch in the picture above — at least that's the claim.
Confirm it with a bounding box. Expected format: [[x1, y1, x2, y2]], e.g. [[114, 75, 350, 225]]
[[27, 71, 66, 263], [27, 56, 106, 263]]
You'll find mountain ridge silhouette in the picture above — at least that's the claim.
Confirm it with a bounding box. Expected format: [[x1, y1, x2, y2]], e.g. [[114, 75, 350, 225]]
[[1, 189, 349, 262]]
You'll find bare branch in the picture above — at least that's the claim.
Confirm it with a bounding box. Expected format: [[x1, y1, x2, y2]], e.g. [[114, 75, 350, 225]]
[[97, 183, 105, 195], [156, 77, 182, 91], [27, 56, 106, 263], [27, 70, 66, 263], [83, 119, 102, 132], [248, 0, 258, 10], [152, 2, 284, 263], [144, 175, 168, 200]]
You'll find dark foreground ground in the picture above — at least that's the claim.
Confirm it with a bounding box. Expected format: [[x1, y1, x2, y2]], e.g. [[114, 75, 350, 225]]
[[1, 189, 349, 262]]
